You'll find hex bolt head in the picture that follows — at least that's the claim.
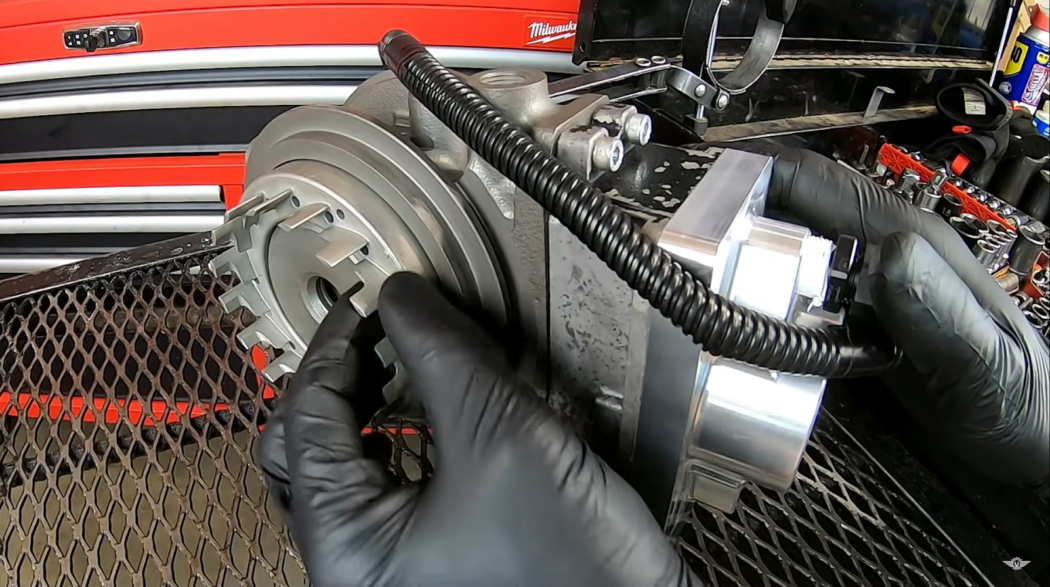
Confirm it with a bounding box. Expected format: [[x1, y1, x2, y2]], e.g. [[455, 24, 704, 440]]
[[624, 113, 653, 145], [716, 93, 730, 109], [593, 136, 625, 172]]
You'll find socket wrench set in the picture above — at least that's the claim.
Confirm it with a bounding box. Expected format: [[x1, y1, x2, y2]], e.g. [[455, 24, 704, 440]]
[[856, 143, 1050, 340]]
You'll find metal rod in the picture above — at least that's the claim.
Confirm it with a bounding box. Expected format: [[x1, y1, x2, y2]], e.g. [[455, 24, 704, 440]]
[[0, 185, 221, 207], [0, 46, 582, 86], [0, 256, 86, 274], [0, 215, 223, 234], [0, 232, 219, 303], [701, 106, 938, 142], [989, 4, 1017, 85], [0, 85, 358, 120]]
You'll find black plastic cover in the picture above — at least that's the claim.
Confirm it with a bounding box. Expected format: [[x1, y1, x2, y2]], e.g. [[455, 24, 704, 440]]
[[575, 0, 1015, 64]]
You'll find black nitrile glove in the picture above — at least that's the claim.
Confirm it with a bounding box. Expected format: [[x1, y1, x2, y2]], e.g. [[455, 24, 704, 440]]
[[257, 272, 702, 587], [740, 144, 1049, 485]]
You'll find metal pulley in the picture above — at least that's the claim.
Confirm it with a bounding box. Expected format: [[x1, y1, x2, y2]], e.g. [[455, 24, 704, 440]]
[[209, 105, 508, 384]]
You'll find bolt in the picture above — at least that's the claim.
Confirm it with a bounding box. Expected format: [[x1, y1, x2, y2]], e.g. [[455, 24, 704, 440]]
[[634, 57, 651, 67], [592, 136, 625, 172], [651, 56, 667, 65], [716, 93, 730, 109], [624, 113, 653, 145], [694, 83, 707, 98]]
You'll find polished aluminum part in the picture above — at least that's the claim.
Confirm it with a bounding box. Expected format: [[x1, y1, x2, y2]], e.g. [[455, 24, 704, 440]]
[[634, 150, 837, 518]]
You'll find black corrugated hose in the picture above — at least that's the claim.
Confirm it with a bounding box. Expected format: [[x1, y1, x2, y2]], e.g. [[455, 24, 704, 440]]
[[378, 30, 896, 378]]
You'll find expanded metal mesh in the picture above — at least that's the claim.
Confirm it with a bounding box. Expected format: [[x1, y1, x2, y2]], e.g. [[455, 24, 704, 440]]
[[0, 250, 430, 587], [0, 247, 981, 586], [671, 418, 982, 587]]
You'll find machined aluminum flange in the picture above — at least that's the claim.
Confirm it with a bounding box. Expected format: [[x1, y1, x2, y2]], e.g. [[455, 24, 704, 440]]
[[210, 105, 507, 383]]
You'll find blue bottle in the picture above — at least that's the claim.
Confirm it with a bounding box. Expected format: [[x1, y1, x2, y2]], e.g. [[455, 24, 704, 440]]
[[999, 4, 1050, 108]]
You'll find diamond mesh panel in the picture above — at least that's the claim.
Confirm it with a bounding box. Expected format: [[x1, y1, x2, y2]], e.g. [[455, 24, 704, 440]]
[[672, 420, 982, 587], [0, 250, 430, 587], [0, 246, 980, 586]]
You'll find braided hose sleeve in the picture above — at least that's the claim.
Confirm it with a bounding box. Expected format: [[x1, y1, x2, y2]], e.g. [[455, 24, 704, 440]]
[[378, 30, 896, 378]]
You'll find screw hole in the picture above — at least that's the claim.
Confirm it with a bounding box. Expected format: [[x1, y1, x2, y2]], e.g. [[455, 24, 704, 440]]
[[324, 211, 335, 223], [291, 196, 301, 207], [478, 70, 529, 87], [361, 245, 370, 256], [336, 209, 346, 220]]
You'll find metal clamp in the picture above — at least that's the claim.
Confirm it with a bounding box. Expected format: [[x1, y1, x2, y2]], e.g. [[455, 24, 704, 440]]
[[547, 58, 721, 110], [682, 0, 795, 96]]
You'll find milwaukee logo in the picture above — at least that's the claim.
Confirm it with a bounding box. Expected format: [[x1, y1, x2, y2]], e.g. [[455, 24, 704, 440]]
[[527, 20, 577, 45]]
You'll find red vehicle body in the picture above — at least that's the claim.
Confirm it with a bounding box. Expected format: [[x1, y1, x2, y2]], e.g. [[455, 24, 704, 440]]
[[0, 0, 579, 199]]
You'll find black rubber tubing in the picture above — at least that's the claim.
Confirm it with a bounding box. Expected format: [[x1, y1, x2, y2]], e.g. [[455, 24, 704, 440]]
[[378, 30, 896, 378]]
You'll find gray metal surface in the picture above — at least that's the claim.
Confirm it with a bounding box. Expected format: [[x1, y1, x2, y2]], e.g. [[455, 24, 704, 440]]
[[211, 104, 507, 380], [631, 149, 838, 518], [346, 68, 552, 392], [0, 237, 987, 587]]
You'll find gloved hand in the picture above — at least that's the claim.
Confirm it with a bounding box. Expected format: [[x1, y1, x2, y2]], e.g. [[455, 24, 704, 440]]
[[256, 272, 702, 587], [743, 144, 1049, 485]]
